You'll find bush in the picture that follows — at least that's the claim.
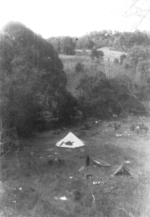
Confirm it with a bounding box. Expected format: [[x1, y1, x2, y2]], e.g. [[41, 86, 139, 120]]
[[120, 54, 126, 65], [56, 91, 79, 125], [77, 74, 132, 119], [91, 48, 104, 61], [114, 58, 119, 64], [128, 45, 150, 67], [75, 62, 85, 73]]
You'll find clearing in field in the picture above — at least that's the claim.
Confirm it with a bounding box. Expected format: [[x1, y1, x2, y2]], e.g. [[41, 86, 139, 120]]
[[0, 115, 150, 217]]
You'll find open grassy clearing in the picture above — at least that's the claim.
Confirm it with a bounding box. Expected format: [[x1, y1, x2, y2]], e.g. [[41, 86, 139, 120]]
[[97, 47, 127, 62], [0, 115, 150, 217], [59, 53, 130, 97]]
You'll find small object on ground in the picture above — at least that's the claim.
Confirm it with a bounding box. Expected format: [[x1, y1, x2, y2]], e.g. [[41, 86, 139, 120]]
[[130, 123, 149, 134], [55, 158, 65, 167], [92, 194, 95, 203], [130, 124, 140, 134], [69, 176, 73, 179], [54, 196, 68, 201], [135, 125, 140, 134], [139, 123, 149, 133], [93, 181, 104, 185], [86, 155, 90, 166], [80, 148, 85, 152], [73, 190, 82, 201], [92, 159, 111, 167], [95, 120, 101, 124], [114, 122, 121, 130], [123, 131, 130, 136], [109, 122, 121, 130], [78, 165, 85, 172], [60, 196, 67, 201], [18, 187, 22, 190], [125, 160, 131, 164], [85, 174, 93, 179], [112, 164, 131, 176], [47, 158, 64, 167], [116, 134, 122, 137]]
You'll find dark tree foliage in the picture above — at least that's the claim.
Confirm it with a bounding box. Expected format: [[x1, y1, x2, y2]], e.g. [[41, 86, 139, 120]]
[[120, 54, 126, 65], [61, 37, 76, 55], [47, 37, 61, 53], [48, 36, 76, 55], [114, 58, 119, 64], [76, 37, 95, 50], [127, 45, 150, 67], [60, 30, 150, 52], [91, 48, 104, 60], [53, 90, 79, 125], [0, 22, 77, 137], [77, 74, 130, 119], [75, 62, 85, 73]]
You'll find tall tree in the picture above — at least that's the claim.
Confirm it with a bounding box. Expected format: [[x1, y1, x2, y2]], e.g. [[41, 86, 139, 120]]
[[0, 22, 69, 136]]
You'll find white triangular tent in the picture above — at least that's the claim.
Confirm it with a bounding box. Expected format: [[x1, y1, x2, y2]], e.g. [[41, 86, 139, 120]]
[[112, 164, 131, 176], [56, 132, 85, 148]]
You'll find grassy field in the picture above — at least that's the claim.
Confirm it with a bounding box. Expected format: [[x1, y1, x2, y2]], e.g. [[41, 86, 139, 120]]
[[0, 50, 149, 217], [0, 115, 150, 216], [97, 47, 127, 62], [59, 52, 130, 97]]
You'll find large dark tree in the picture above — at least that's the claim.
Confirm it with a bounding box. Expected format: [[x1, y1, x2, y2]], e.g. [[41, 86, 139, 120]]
[[0, 22, 71, 136]]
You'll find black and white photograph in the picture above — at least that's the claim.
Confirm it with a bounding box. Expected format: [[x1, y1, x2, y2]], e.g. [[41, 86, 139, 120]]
[[0, 0, 150, 216]]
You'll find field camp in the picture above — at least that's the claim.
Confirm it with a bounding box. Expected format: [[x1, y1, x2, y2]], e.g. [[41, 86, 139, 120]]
[[1, 1, 150, 216]]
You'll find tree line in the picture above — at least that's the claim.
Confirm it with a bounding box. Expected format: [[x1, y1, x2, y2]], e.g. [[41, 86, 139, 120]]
[[47, 30, 150, 54]]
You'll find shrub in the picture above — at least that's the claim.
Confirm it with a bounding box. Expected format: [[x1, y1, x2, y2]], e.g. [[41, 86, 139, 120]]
[[120, 54, 126, 65], [91, 48, 104, 61], [52, 90, 79, 125], [77, 74, 132, 119], [128, 45, 150, 67], [114, 58, 119, 64], [75, 62, 85, 73]]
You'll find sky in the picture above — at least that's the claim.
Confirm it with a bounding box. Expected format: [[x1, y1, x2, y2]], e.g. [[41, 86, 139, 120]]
[[0, 0, 150, 38]]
